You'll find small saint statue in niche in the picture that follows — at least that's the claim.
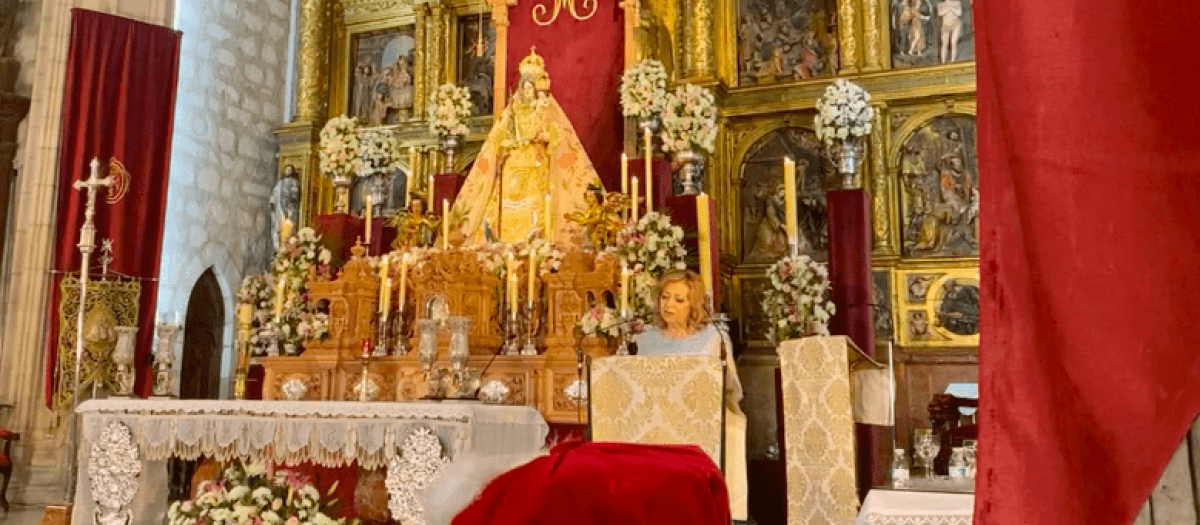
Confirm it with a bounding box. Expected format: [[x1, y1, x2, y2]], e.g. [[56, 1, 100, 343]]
[[270, 164, 301, 251]]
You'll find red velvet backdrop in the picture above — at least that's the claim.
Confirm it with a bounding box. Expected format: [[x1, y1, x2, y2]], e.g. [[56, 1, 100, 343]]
[[44, 10, 180, 402], [506, 0, 624, 192], [977, 1, 1200, 523]]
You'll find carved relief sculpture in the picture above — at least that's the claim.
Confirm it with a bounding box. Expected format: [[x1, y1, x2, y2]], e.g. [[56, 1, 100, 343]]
[[740, 128, 827, 263], [899, 114, 978, 257], [737, 0, 837, 85], [89, 422, 141, 525], [890, 0, 973, 68]]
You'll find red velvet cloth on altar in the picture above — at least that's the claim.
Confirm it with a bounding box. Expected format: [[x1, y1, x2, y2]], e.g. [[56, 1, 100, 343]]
[[44, 10, 180, 402], [506, 0, 624, 192], [452, 441, 730, 525], [977, 0, 1200, 523]]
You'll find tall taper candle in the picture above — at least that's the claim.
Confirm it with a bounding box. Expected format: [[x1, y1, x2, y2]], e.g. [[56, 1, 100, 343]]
[[621, 152, 629, 195], [783, 157, 798, 248], [273, 276, 286, 320], [506, 253, 517, 314], [528, 251, 538, 307], [398, 254, 409, 310], [379, 254, 391, 316], [697, 192, 713, 304], [442, 199, 450, 249], [644, 128, 653, 212], [280, 215, 293, 247], [429, 171, 435, 210], [364, 195, 373, 244], [631, 176, 640, 221]]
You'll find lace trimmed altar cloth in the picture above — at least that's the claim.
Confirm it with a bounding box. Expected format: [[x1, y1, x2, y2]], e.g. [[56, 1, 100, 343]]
[[73, 399, 548, 525]]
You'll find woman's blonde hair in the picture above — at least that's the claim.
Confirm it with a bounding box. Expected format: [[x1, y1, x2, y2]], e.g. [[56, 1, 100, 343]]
[[652, 270, 712, 332]]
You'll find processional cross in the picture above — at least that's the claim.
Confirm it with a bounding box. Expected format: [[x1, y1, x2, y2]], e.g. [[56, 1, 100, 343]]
[[64, 158, 114, 502]]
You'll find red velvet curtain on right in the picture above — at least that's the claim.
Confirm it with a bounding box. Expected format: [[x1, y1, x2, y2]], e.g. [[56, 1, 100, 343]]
[[976, 1, 1200, 523]]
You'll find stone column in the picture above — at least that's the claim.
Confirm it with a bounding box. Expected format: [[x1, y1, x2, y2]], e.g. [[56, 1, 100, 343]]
[[413, 4, 427, 120], [295, 0, 331, 123], [684, 0, 715, 81], [0, 58, 31, 272]]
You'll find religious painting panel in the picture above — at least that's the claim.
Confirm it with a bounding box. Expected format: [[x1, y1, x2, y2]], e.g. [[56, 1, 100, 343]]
[[458, 14, 496, 116], [739, 127, 827, 264], [890, 0, 974, 68], [348, 26, 417, 126], [873, 269, 894, 342], [898, 114, 977, 258], [737, 0, 838, 85], [895, 268, 978, 347]]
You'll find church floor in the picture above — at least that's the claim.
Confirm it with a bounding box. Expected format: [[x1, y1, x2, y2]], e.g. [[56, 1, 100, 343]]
[[0, 505, 44, 525]]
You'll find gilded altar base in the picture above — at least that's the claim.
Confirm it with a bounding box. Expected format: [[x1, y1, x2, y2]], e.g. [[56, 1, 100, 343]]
[[259, 245, 620, 424]]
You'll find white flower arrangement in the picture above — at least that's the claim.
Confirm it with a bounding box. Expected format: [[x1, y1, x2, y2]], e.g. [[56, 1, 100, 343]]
[[358, 129, 403, 177], [318, 114, 361, 178], [813, 79, 875, 146], [238, 227, 334, 356], [761, 254, 836, 344], [619, 59, 668, 119], [608, 211, 689, 323], [167, 461, 345, 525], [660, 83, 718, 154], [428, 83, 472, 138], [471, 239, 568, 279]]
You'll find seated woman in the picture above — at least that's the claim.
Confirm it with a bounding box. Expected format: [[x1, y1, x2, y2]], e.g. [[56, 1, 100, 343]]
[[634, 270, 748, 522]]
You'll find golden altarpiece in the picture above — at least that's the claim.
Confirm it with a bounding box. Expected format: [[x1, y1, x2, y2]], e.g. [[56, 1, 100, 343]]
[[266, 0, 977, 445]]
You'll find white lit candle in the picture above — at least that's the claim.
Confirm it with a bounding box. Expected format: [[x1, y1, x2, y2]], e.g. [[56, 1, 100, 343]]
[[631, 176, 640, 221], [442, 199, 450, 249], [620, 261, 630, 315], [528, 250, 538, 307], [379, 254, 391, 316], [398, 253, 409, 311], [364, 195, 373, 244], [544, 194, 553, 239], [621, 152, 629, 195], [644, 128, 653, 213], [783, 157, 798, 249], [697, 192, 713, 304]]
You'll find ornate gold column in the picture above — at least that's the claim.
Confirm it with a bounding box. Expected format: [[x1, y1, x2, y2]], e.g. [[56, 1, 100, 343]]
[[620, 0, 638, 67], [870, 101, 895, 254], [491, 0, 512, 115], [862, 0, 887, 72], [836, 0, 859, 74], [296, 0, 332, 123], [684, 0, 716, 81], [428, 2, 446, 94], [414, 4, 428, 120]]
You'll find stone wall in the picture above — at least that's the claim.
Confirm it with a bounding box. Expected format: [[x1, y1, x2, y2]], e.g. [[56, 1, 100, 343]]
[[155, 0, 293, 397]]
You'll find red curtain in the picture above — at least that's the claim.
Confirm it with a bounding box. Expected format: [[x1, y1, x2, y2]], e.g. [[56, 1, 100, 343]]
[[976, 1, 1200, 523], [506, 0, 624, 191], [44, 9, 181, 402]]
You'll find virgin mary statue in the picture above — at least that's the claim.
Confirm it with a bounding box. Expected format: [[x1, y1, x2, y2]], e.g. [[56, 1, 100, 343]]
[[448, 48, 603, 245]]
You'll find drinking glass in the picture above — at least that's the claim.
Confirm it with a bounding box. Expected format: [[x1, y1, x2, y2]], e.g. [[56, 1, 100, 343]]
[[913, 429, 940, 479], [962, 439, 978, 478]]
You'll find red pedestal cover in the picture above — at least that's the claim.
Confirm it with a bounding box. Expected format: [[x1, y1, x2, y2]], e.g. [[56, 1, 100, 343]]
[[366, 217, 398, 256], [452, 442, 730, 525], [662, 194, 721, 309], [433, 172, 466, 211], [314, 213, 365, 268], [628, 158, 673, 212]]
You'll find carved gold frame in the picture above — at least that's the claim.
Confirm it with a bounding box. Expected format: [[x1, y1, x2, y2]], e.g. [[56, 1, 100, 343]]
[[891, 260, 978, 348]]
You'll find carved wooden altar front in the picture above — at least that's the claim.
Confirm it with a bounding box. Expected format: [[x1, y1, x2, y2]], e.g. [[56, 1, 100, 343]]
[[260, 246, 618, 424]]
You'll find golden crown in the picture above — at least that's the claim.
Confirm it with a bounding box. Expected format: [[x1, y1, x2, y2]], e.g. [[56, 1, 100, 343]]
[[519, 47, 546, 79]]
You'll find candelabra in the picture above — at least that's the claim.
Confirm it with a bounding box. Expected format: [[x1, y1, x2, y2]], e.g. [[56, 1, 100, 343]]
[[374, 311, 390, 357], [357, 350, 374, 402], [392, 306, 411, 355], [502, 302, 521, 356], [520, 298, 544, 356]]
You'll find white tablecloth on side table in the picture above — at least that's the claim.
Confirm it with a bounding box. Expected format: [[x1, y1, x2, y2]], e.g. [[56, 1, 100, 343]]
[[854, 489, 975, 525]]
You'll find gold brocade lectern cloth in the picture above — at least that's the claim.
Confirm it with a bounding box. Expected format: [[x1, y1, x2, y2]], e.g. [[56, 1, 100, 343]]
[[778, 336, 863, 524]]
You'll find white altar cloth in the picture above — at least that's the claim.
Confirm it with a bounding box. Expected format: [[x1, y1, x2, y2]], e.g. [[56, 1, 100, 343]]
[[74, 399, 548, 525], [854, 488, 975, 525]]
